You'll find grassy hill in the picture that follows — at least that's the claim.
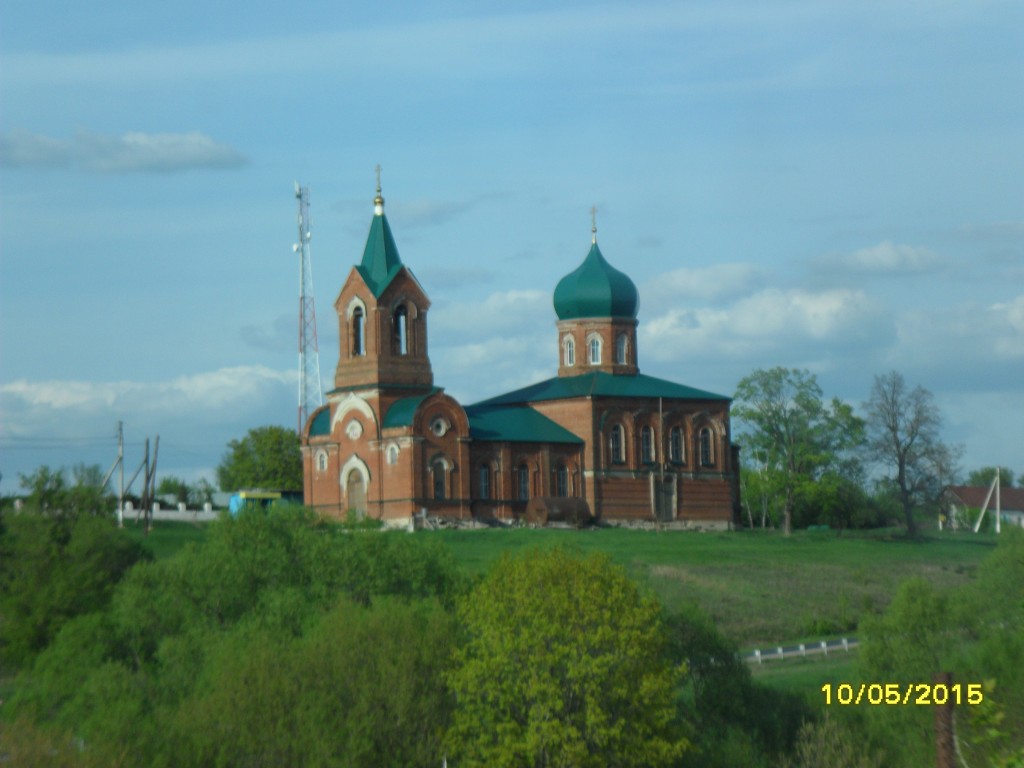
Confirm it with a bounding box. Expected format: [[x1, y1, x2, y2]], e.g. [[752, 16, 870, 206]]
[[131, 521, 996, 648]]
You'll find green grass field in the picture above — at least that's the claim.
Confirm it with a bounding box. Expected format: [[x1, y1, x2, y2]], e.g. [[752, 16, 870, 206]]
[[429, 527, 995, 648], [133, 521, 997, 650]]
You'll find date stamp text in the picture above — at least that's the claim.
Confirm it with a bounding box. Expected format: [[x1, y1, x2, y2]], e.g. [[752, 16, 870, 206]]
[[820, 682, 984, 706]]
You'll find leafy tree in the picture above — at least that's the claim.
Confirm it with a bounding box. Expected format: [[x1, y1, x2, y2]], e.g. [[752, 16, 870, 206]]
[[180, 598, 455, 768], [17, 464, 113, 518], [733, 367, 865, 535], [739, 465, 783, 529], [965, 466, 1015, 488], [864, 371, 959, 536], [858, 529, 1024, 766], [156, 475, 190, 505], [189, 477, 216, 506], [8, 507, 464, 766], [216, 425, 302, 491], [0, 515, 147, 668], [445, 547, 689, 767], [781, 713, 883, 768], [18, 465, 68, 515], [666, 605, 809, 767], [793, 472, 871, 532]]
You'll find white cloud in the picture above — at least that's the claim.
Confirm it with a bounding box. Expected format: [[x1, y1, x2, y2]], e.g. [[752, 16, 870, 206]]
[[0, 366, 293, 432], [431, 289, 548, 339], [0, 366, 296, 488], [642, 287, 888, 364], [817, 240, 945, 275], [0, 130, 247, 173], [642, 263, 766, 306], [0, 130, 72, 168], [893, 293, 1024, 378]]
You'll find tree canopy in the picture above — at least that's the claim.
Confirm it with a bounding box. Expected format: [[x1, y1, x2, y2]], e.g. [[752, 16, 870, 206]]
[[965, 466, 1016, 488], [17, 464, 114, 518], [864, 371, 958, 535], [733, 367, 864, 535], [445, 547, 689, 768], [216, 425, 302, 492]]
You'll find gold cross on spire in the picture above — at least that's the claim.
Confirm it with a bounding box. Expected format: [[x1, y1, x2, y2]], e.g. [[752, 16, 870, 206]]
[[373, 164, 384, 214], [591, 205, 597, 244]]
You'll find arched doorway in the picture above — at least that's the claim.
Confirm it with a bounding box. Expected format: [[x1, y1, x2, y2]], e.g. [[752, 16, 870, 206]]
[[340, 454, 371, 520], [346, 472, 367, 519]]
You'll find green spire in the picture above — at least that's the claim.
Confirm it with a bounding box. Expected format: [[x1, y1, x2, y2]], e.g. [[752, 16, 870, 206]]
[[355, 167, 403, 297]]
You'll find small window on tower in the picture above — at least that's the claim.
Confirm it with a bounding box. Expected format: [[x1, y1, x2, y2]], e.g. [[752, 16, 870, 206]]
[[564, 337, 575, 367], [589, 336, 602, 365], [394, 305, 408, 355], [352, 307, 365, 356], [615, 334, 628, 365]]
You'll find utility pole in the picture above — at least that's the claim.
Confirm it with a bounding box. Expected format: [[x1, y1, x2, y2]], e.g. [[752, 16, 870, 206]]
[[117, 421, 124, 528], [294, 182, 323, 435]]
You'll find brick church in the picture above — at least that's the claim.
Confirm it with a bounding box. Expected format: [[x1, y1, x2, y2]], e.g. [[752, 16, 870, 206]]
[[301, 181, 740, 527]]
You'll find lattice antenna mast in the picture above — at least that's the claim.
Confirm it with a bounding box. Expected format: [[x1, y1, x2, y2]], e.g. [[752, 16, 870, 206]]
[[294, 182, 323, 434]]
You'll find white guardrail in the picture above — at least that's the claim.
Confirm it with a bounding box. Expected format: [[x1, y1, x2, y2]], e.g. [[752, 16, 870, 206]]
[[742, 637, 859, 664]]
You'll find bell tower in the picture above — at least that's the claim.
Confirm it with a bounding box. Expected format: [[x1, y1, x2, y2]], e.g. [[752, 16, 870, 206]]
[[552, 209, 640, 377], [333, 169, 434, 393]]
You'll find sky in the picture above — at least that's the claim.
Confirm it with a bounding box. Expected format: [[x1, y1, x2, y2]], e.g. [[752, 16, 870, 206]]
[[1, 1, 1022, 494]]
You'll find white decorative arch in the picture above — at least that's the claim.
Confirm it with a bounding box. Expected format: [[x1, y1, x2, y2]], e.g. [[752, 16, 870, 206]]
[[390, 295, 419, 319], [340, 453, 371, 490], [331, 393, 378, 433], [345, 295, 367, 319]]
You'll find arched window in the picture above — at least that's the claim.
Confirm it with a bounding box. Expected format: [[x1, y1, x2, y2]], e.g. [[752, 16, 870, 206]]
[[615, 334, 628, 365], [670, 427, 684, 464], [699, 428, 713, 467], [386, 444, 400, 465], [555, 463, 569, 497], [478, 464, 490, 500], [316, 450, 328, 472], [610, 424, 624, 464], [352, 307, 365, 356], [589, 336, 602, 365], [517, 463, 530, 501], [432, 460, 447, 500], [564, 337, 575, 367], [393, 305, 408, 355], [641, 426, 654, 464]]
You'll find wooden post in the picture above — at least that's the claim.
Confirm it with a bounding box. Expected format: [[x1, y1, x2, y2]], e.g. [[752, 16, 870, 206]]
[[934, 671, 954, 768]]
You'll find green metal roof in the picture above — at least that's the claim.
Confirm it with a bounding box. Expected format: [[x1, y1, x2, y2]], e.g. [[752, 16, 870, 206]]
[[472, 371, 730, 407], [465, 404, 583, 444], [356, 213, 403, 298], [381, 387, 442, 429], [308, 406, 331, 437], [553, 243, 639, 320]]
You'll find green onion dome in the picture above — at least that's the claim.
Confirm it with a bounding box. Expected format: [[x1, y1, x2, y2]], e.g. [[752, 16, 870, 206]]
[[553, 243, 639, 320]]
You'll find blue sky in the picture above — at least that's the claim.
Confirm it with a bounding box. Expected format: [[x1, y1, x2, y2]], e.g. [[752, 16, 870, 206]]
[[2, 1, 1022, 492]]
